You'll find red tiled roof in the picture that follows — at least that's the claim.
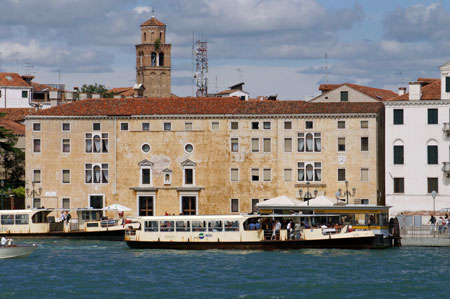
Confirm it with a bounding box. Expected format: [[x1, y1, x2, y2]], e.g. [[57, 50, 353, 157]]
[[0, 108, 34, 121], [318, 83, 398, 101], [216, 89, 240, 95], [141, 17, 165, 27], [29, 97, 383, 117], [31, 82, 58, 92], [108, 87, 134, 97], [388, 79, 441, 101], [0, 119, 25, 135], [0, 73, 31, 87]]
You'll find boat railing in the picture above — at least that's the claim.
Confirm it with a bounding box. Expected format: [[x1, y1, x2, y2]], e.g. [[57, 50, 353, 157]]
[[49, 222, 64, 232]]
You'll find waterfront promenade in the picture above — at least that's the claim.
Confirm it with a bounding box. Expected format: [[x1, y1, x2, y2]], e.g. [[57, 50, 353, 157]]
[[401, 224, 450, 246]]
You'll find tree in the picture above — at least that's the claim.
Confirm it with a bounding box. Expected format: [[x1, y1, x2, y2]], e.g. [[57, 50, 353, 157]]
[[0, 114, 25, 189], [80, 83, 109, 94]]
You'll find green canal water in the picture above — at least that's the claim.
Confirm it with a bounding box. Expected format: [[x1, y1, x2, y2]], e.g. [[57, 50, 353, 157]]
[[0, 239, 448, 298]]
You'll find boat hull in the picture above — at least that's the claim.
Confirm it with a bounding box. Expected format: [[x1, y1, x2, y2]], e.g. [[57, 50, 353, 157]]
[[0, 230, 125, 241], [126, 236, 378, 250], [0, 244, 38, 259]]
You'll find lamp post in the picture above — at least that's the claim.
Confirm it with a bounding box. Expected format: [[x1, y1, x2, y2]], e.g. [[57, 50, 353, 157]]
[[26, 181, 42, 208], [299, 182, 318, 206], [431, 190, 437, 216], [336, 180, 356, 204]]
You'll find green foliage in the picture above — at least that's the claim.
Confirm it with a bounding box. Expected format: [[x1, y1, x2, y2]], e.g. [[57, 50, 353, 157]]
[[80, 83, 109, 94], [0, 113, 25, 189], [154, 38, 161, 49]]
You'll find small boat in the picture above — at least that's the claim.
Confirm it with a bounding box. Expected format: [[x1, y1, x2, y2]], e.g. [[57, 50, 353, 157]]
[[125, 214, 392, 250], [0, 243, 38, 259]]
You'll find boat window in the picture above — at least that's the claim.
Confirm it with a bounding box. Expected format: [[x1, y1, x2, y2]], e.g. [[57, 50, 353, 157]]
[[160, 221, 174, 232], [366, 213, 379, 226], [1, 215, 14, 225], [224, 220, 239, 232], [145, 221, 158, 232], [208, 221, 223, 232], [15, 214, 29, 225], [355, 214, 366, 225], [32, 211, 48, 223], [340, 214, 354, 226], [379, 213, 388, 226], [82, 211, 100, 221], [191, 221, 206, 232], [176, 221, 190, 232]]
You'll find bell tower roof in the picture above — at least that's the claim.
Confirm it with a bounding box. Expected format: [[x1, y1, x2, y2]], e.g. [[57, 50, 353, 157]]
[[141, 17, 166, 27]]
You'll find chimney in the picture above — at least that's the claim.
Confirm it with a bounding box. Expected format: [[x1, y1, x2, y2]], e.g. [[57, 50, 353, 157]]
[[409, 82, 422, 101], [398, 87, 406, 96]]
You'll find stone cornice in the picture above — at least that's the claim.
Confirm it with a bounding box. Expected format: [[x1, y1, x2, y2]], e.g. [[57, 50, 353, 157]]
[[384, 100, 450, 107]]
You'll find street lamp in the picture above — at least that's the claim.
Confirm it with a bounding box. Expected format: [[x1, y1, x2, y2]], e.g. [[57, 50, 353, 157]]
[[299, 181, 318, 206], [26, 181, 42, 208], [336, 180, 356, 204], [431, 190, 437, 216]]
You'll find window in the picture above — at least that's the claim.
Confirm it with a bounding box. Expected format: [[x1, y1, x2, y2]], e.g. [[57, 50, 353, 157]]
[[337, 121, 345, 129], [428, 109, 438, 124], [184, 168, 194, 185], [120, 123, 129, 131], [164, 122, 171, 131], [298, 162, 321, 181], [22, 90, 28, 98], [305, 121, 313, 129], [141, 168, 151, 185], [446, 77, 450, 92], [251, 168, 259, 181], [263, 122, 271, 129], [211, 122, 219, 131], [284, 138, 292, 152], [284, 169, 292, 181], [230, 168, 239, 182], [361, 137, 369, 151], [33, 170, 41, 183], [427, 178, 438, 193], [340, 91, 348, 102], [251, 122, 259, 130], [184, 144, 194, 153], [231, 138, 239, 152], [139, 196, 154, 216], [361, 168, 369, 181], [298, 133, 321, 152], [93, 123, 101, 131], [142, 122, 150, 131], [85, 133, 108, 153], [141, 143, 151, 153], [33, 139, 41, 153], [251, 138, 259, 152], [361, 121, 368, 129], [62, 123, 70, 131], [184, 122, 192, 131], [89, 195, 104, 210], [338, 169, 346, 181], [393, 145, 404, 164], [263, 138, 271, 153], [62, 198, 70, 209], [284, 121, 292, 129], [61, 139, 70, 153], [33, 198, 41, 209], [394, 178, 404, 193], [428, 145, 438, 164], [231, 121, 239, 130], [62, 170, 70, 184], [263, 169, 271, 182], [163, 170, 172, 185], [33, 123, 41, 131], [251, 199, 259, 213], [338, 138, 346, 152], [231, 199, 239, 213], [393, 109, 403, 125], [85, 163, 108, 184]]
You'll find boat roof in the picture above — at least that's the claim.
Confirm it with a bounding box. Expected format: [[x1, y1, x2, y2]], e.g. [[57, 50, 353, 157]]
[[129, 213, 342, 221]]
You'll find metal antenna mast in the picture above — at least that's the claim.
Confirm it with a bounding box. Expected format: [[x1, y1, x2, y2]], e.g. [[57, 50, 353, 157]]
[[324, 53, 329, 83], [194, 38, 208, 97]]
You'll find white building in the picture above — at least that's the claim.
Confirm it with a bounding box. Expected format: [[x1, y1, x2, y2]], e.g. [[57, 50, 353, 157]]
[[384, 62, 450, 217], [0, 73, 33, 108], [216, 82, 249, 100]]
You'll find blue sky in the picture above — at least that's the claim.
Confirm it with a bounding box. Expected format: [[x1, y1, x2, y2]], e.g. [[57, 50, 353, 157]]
[[0, 0, 449, 100]]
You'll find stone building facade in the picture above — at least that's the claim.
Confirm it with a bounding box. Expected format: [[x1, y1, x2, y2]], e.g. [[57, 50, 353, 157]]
[[25, 98, 384, 216], [135, 17, 171, 98]]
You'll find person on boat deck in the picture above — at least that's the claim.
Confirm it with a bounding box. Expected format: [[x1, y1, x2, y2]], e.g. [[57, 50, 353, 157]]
[[255, 220, 261, 230], [66, 211, 72, 223], [271, 220, 281, 240], [1, 236, 7, 246], [286, 220, 293, 239], [59, 211, 66, 222], [249, 222, 256, 230]]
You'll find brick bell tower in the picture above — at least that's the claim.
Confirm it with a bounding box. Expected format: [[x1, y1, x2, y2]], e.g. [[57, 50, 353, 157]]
[[135, 14, 172, 98]]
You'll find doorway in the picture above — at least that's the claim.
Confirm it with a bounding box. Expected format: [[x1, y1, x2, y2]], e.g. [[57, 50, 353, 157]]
[[181, 196, 196, 215]]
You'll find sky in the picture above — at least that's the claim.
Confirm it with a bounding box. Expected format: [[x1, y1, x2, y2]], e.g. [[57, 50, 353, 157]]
[[1, 0, 450, 100]]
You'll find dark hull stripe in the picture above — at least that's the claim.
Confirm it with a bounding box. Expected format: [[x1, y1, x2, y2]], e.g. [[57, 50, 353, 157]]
[[0, 230, 124, 241]]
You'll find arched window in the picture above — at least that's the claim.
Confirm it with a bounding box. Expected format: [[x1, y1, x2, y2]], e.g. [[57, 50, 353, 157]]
[[306, 164, 314, 181], [143, 32, 146, 41], [93, 135, 101, 153], [159, 53, 164, 66], [139, 51, 143, 67], [151, 52, 156, 66], [306, 133, 313, 152], [93, 165, 101, 183]]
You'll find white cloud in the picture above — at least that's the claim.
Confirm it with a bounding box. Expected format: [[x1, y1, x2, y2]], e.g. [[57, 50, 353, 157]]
[[134, 6, 152, 15]]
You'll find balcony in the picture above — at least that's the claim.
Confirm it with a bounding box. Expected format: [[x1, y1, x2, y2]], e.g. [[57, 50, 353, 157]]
[[442, 162, 450, 176], [443, 123, 450, 136]]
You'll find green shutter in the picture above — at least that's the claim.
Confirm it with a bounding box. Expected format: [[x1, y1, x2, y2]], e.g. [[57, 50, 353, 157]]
[[446, 77, 450, 93], [340, 91, 348, 102]]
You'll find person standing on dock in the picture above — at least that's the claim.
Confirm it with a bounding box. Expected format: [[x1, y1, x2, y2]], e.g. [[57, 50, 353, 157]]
[[59, 211, 66, 223], [428, 215, 436, 234]]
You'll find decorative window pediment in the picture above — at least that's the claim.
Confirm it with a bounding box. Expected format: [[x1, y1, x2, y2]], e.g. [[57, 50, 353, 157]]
[[163, 168, 172, 173], [138, 159, 153, 167], [181, 159, 196, 167]]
